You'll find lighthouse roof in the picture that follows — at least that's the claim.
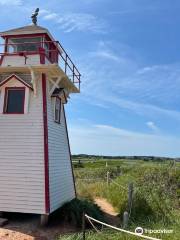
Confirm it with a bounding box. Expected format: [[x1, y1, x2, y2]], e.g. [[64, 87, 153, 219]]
[[0, 24, 55, 40]]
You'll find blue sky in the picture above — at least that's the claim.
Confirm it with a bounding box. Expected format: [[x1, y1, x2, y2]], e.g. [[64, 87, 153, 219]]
[[1, 0, 180, 157]]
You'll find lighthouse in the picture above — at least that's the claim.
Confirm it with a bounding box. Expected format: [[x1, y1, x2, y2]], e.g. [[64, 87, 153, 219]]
[[0, 9, 80, 223]]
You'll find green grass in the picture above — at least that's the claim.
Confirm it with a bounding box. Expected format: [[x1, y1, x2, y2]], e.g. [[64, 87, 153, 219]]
[[59, 159, 180, 240], [73, 159, 141, 169], [58, 226, 180, 240]]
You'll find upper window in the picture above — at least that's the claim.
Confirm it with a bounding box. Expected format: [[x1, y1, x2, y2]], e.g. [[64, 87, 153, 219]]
[[4, 88, 25, 114], [7, 37, 42, 53], [54, 97, 61, 123]]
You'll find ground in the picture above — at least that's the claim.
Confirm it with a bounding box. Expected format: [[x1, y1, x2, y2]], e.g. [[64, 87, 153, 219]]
[[0, 198, 118, 240], [0, 213, 76, 240]]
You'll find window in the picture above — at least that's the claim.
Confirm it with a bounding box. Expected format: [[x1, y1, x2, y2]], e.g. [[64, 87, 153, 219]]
[[54, 97, 61, 123], [44, 42, 49, 57], [7, 37, 42, 53], [4, 88, 25, 114]]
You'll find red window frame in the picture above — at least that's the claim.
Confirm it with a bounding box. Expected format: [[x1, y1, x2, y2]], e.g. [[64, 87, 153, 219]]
[[54, 97, 61, 124], [3, 87, 25, 114]]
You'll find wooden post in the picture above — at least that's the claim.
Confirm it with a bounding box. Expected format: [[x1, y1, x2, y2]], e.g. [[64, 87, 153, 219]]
[[82, 211, 86, 240], [117, 166, 120, 175], [107, 171, 110, 186], [40, 214, 49, 226], [123, 211, 129, 229], [128, 183, 133, 213]]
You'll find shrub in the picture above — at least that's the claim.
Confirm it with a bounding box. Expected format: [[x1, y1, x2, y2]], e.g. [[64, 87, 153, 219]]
[[60, 198, 104, 227], [128, 191, 155, 222]]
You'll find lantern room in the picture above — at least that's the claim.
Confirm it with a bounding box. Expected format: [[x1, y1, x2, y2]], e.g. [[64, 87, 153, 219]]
[[0, 25, 60, 66], [0, 25, 81, 92]]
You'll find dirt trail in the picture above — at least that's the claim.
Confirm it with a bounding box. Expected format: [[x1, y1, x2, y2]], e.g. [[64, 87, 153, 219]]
[[94, 197, 120, 226]]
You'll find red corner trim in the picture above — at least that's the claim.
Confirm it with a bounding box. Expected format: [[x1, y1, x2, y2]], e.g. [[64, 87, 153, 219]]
[[0, 74, 33, 90], [63, 105, 77, 197], [42, 73, 50, 213]]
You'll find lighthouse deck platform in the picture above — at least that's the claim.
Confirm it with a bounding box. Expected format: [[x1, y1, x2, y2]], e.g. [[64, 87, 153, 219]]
[[0, 40, 81, 92]]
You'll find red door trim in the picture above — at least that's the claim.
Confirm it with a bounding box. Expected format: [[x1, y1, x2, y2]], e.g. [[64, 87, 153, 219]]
[[42, 73, 50, 213]]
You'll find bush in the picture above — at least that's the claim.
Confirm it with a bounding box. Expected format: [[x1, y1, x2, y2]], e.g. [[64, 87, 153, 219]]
[[60, 198, 104, 227], [73, 162, 84, 168], [128, 191, 155, 222]]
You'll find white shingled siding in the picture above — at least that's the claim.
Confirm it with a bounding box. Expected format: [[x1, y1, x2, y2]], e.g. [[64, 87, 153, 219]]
[[47, 88, 75, 213], [0, 77, 45, 214], [1, 55, 51, 67], [1, 55, 41, 66]]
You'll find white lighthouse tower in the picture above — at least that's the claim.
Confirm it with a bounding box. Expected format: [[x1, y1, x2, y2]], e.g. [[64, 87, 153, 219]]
[[0, 9, 80, 223]]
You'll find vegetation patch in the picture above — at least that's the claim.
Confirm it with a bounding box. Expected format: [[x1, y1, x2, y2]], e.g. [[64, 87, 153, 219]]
[[58, 158, 180, 239], [59, 198, 104, 227]]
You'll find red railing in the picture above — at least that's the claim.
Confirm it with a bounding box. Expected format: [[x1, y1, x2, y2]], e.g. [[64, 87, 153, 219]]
[[0, 41, 81, 91]]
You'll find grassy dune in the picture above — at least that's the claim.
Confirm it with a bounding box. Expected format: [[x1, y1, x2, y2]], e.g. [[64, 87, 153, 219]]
[[59, 159, 180, 240]]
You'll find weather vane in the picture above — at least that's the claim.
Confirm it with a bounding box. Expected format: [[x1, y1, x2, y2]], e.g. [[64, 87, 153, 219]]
[[31, 8, 39, 25]]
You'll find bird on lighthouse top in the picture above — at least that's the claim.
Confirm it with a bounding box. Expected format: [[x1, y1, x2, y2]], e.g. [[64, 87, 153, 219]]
[[31, 8, 39, 25]]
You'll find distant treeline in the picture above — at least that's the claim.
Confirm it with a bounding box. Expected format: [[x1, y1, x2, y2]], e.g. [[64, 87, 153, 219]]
[[72, 154, 179, 162]]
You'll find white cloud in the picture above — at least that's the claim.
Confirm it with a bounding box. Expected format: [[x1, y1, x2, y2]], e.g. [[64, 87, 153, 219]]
[[58, 13, 106, 33], [41, 10, 106, 33], [101, 95, 180, 121], [89, 41, 122, 62], [0, 0, 22, 5], [39, 9, 49, 16], [69, 123, 180, 157], [78, 49, 180, 123], [43, 13, 58, 20], [90, 50, 120, 62], [146, 121, 159, 131]]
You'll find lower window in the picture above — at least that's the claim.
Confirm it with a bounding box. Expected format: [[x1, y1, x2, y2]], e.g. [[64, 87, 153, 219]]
[[4, 87, 25, 114], [54, 97, 61, 123]]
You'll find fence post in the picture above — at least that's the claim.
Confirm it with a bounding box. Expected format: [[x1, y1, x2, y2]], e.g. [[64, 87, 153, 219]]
[[128, 183, 133, 213], [123, 211, 129, 229], [116, 166, 121, 175], [107, 171, 110, 186], [82, 211, 86, 240]]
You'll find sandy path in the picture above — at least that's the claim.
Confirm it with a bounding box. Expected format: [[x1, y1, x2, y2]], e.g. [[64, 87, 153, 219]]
[[0, 228, 35, 240], [94, 197, 119, 226], [94, 197, 118, 216]]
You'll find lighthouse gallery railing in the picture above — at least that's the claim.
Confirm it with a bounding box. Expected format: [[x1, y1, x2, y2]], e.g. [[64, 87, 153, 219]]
[[0, 41, 81, 91]]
